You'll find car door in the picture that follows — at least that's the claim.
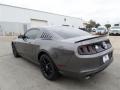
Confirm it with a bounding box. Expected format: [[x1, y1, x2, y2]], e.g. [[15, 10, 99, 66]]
[[22, 29, 42, 62]]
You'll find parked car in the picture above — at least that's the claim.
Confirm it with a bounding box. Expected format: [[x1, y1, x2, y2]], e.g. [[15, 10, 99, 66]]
[[12, 26, 113, 80], [109, 26, 120, 35], [96, 27, 108, 35]]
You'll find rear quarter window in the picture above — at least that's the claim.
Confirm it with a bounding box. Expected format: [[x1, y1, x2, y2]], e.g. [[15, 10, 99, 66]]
[[49, 28, 91, 39]]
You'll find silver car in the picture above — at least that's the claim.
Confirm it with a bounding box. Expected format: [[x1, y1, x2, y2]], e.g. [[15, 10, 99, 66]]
[[12, 26, 113, 80], [109, 26, 120, 35], [96, 27, 108, 35]]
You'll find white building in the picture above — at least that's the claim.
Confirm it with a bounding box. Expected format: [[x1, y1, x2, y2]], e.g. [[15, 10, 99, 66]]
[[0, 4, 85, 36]]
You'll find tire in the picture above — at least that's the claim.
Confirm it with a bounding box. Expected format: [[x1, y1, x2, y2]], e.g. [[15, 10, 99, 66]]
[[12, 43, 20, 57], [39, 54, 59, 80]]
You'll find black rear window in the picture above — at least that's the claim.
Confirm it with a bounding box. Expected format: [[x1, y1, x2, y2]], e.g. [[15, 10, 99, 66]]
[[49, 27, 91, 39]]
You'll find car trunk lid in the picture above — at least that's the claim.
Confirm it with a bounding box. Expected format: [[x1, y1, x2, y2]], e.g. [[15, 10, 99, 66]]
[[61, 35, 106, 43]]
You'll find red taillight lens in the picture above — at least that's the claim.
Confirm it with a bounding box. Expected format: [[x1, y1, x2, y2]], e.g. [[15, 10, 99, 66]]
[[78, 40, 112, 55], [78, 45, 96, 55]]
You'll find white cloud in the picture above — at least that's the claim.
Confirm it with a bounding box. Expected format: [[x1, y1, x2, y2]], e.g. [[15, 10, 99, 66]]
[[0, 0, 120, 24]]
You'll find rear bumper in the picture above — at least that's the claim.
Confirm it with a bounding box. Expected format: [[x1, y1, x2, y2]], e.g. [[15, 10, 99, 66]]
[[80, 57, 113, 76], [61, 57, 113, 78], [60, 50, 113, 78]]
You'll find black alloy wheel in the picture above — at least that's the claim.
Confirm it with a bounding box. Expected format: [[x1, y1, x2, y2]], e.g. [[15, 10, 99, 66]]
[[39, 54, 59, 80]]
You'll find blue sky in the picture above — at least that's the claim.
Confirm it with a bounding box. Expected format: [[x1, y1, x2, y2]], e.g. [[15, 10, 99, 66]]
[[0, 0, 120, 24]]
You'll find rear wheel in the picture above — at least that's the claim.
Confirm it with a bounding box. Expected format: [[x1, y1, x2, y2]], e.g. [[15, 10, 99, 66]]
[[39, 54, 59, 80], [12, 43, 20, 57]]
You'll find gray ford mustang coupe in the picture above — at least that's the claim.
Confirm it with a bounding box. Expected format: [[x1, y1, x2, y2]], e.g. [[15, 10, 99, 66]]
[[11, 26, 113, 80]]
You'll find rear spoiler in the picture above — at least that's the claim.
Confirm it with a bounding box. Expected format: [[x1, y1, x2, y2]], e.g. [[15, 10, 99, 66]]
[[75, 35, 106, 43]]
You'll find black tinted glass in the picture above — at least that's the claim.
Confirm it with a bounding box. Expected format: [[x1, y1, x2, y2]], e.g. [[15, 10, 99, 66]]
[[50, 27, 90, 39]]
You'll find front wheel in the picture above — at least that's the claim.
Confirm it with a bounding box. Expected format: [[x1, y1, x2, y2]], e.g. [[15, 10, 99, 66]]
[[12, 43, 20, 57], [39, 54, 60, 80]]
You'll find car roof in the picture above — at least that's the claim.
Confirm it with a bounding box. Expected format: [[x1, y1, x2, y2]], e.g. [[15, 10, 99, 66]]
[[30, 26, 83, 32]]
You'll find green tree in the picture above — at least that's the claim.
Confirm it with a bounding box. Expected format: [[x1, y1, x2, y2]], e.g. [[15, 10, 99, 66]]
[[104, 24, 111, 30], [95, 23, 101, 28], [89, 20, 96, 27], [84, 20, 97, 32], [84, 23, 92, 28]]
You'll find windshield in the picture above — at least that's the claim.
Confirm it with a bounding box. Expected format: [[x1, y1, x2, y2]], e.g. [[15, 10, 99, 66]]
[[48, 27, 91, 39]]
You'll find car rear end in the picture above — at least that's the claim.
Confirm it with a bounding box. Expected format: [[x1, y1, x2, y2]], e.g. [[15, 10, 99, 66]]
[[109, 27, 120, 35], [62, 35, 113, 78], [96, 28, 107, 35]]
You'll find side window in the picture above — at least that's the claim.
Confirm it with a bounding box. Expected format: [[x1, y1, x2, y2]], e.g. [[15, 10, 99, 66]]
[[40, 31, 53, 39], [25, 29, 41, 39]]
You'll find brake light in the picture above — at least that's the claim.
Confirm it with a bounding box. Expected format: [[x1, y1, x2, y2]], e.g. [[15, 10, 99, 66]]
[[78, 40, 111, 55]]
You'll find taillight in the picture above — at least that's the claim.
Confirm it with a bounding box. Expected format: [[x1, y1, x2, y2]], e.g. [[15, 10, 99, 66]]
[[78, 45, 96, 55], [78, 40, 112, 55]]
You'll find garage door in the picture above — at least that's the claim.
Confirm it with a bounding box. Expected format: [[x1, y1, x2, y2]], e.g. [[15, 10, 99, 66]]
[[31, 19, 48, 27]]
